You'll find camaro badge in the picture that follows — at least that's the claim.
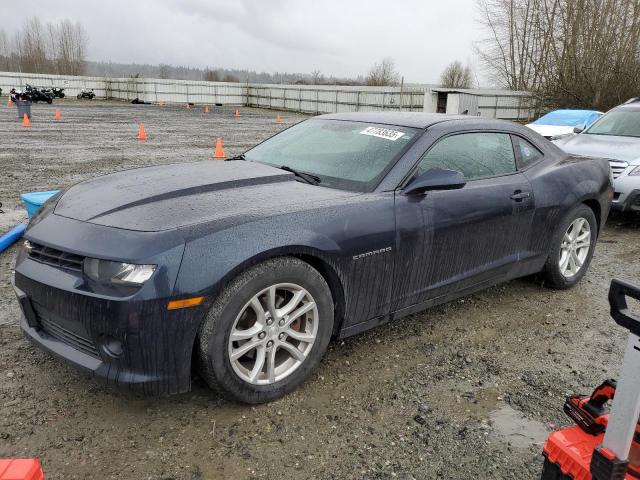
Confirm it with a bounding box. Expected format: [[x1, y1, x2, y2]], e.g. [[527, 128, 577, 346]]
[[353, 246, 392, 260]]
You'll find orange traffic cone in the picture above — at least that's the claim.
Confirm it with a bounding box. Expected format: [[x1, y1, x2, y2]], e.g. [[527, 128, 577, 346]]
[[234, 109, 240, 117], [159, 101, 164, 107], [54, 110, 61, 121], [22, 113, 31, 128], [275, 113, 282, 124], [213, 138, 226, 159], [204, 105, 209, 113], [7, 98, 13, 107], [186, 103, 191, 110], [137, 123, 147, 141]]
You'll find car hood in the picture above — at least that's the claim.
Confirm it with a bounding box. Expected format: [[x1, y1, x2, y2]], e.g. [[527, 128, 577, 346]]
[[554, 134, 640, 164], [54, 161, 358, 232]]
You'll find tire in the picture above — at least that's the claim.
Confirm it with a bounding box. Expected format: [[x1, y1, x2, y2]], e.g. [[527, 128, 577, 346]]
[[543, 204, 598, 289], [197, 257, 334, 404], [77, 94, 82, 100], [59, 93, 65, 98]]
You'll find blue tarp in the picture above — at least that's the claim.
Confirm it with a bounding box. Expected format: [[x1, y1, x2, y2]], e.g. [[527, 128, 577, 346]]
[[20, 190, 59, 218], [532, 109, 601, 127]]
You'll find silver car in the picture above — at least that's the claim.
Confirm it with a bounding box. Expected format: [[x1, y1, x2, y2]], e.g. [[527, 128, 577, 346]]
[[554, 99, 640, 212]]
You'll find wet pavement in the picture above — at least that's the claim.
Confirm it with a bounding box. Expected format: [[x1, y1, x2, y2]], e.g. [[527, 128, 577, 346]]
[[1, 100, 639, 479]]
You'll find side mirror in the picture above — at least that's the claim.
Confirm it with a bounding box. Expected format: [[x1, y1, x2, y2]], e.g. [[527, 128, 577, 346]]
[[404, 168, 466, 195], [573, 126, 584, 134]]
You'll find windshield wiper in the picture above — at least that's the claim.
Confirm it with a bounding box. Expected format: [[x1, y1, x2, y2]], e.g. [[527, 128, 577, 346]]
[[278, 165, 321, 185], [227, 153, 246, 161]]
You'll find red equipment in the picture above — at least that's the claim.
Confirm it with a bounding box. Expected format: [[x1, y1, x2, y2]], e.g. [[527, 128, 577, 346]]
[[542, 279, 640, 480], [0, 459, 44, 480]]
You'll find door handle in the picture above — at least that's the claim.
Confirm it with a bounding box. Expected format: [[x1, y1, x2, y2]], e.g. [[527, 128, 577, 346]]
[[510, 191, 531, 201]]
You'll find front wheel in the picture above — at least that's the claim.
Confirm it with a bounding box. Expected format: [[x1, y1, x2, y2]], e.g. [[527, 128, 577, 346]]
[[77, 94, 82, 99], [543, 204, 597, 289], [197, 257, 334, 403]]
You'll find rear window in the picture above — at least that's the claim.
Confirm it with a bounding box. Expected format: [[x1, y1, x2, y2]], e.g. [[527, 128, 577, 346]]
[[513, 136, 544, 168]]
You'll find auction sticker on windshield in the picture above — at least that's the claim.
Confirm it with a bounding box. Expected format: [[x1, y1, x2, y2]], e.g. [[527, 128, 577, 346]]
[[360, 126, 405, 141]]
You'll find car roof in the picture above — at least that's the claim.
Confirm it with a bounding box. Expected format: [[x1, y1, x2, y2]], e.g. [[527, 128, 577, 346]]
[[614, 102, 640, 112], [316, 112, 509, 129]]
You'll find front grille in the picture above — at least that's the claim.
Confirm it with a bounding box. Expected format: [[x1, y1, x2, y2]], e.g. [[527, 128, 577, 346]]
[[33, 304, 100, 358], [28, 242, 84, 272], [609, 160, 629, 179]]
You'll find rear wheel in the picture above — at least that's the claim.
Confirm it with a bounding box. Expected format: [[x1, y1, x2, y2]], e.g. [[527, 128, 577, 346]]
[[543, 204, 597, 289], [197, 257, 334, 403]]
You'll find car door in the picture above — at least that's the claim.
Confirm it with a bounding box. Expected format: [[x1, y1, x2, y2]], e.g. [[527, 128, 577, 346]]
[[390, 131, 535, 313]]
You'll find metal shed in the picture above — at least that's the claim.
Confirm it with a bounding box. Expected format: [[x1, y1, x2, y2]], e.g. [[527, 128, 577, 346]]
[[423, 87, 534, 122]]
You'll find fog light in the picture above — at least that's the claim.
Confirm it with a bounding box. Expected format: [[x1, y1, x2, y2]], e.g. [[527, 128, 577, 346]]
[[101, 337, 123, 358]]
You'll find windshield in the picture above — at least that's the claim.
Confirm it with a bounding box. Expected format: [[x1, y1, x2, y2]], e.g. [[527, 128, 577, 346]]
[[244, 119, 418, 192], [585, 110, 640, 138], [533, 110, 600, 127]]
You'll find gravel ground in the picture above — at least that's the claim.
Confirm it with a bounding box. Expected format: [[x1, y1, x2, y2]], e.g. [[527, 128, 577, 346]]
[[1, 100, 639, 480]]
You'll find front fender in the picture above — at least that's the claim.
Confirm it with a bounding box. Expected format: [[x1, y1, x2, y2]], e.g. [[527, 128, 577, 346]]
[[174, 222, 344, 298], [173, 192, 397, 331]]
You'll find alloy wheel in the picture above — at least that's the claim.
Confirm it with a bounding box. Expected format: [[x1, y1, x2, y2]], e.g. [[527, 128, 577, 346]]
[[559, 217, 591, 278], [228, 283, 318, 385]]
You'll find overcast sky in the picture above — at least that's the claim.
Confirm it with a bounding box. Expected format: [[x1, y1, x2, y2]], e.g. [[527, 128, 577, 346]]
[[3, 0, 484, 84]]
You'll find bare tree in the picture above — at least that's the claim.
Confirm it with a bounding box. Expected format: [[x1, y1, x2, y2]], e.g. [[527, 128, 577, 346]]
[[5, 17, 88, 75], [222, 73, 240, 83], [18, 17, 49, 74], [365, 58, 400, 86], [310, 69, 323, 85], [51, 20, 88, 75], [158, 64, 171, 79], [0, 28, 14, 71], [440, 61, 473, 88], [204, 69, 219, 82], [476, 0, 640, 111]]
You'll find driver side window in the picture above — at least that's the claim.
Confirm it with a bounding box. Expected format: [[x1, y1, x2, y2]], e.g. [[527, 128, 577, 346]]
[[416, 132, 517, 180]]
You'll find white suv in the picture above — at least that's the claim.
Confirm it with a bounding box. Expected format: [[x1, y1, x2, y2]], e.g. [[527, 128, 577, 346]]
[[555, 99, 640, 212]]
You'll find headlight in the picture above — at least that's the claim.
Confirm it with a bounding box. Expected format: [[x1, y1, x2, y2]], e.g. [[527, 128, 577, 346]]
[[83, 258, 156, 286], [629, 166, 640, 176]]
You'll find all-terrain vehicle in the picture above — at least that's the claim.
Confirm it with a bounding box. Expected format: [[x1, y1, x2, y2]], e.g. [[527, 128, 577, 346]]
[[10, 88, 29, 102], [51, 87, 65, 98], [77, 88, 95, 100], [24, 84, 53, 104]]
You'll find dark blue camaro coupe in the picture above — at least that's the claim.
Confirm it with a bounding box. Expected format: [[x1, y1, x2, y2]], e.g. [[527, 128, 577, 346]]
[[14, 112, 612, 403]]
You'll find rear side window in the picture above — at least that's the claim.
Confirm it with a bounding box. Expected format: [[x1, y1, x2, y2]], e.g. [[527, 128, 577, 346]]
[[513, 136, 544, 168], [415, 132, 517, 180]]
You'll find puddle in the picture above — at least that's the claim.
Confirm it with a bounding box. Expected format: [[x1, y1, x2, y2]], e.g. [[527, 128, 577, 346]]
[[489, 404, 549, 448]]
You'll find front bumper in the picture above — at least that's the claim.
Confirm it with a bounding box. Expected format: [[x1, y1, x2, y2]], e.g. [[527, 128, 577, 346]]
[[12, 212, 207, 396], [612, 188, 640, 212], [14, 274, 206, 396]]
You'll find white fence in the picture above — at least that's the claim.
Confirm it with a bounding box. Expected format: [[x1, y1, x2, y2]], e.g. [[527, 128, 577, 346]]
[[245, 84, 424, 113], [0, 71, 534, 120]]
